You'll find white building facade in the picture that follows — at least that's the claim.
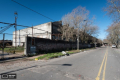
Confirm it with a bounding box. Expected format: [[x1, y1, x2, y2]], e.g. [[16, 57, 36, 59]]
[[13, 21, 62, 46]]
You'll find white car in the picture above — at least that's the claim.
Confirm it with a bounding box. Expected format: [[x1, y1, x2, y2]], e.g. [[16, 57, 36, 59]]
[[112, 45, 116, 48]]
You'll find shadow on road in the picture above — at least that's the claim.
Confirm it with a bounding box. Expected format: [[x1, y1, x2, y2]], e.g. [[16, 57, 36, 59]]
[[62, 64, 72, 66], [48, 64, 72, 66]]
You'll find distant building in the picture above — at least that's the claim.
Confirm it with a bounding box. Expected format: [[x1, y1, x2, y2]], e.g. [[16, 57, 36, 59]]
[[12, 21, 62, 46], [0, 40, 12, 47]]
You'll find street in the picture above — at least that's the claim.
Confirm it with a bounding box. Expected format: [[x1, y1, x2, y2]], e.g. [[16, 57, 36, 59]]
[[0, 47, 120, 80]]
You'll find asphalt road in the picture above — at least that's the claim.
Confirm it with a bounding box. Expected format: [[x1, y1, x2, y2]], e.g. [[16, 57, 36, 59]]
[[0, 46, 120, 80]]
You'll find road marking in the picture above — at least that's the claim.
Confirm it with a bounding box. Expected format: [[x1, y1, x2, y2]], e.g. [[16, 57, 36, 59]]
[[95, 48, 108, 80], [102, 49, 108, 80]]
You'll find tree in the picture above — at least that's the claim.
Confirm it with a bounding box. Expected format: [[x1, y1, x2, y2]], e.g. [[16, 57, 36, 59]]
[[62, 6, 89, 49], [58, 25, 75, 41], [104, 0, 120, 22], [62, 6, 89, 27], [104, 0, 120, 48], [80, 19, 99, 44], [106, 22, 120, 48], [61, 6, 99, 49]]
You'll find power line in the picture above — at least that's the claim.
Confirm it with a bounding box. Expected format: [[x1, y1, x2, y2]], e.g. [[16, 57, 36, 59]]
[[0, 21, 51, 33], [11, 0, 55, 21], [0, 22, 28, 27], [0, 25, 13, 33], [0, 22, 14, 25]]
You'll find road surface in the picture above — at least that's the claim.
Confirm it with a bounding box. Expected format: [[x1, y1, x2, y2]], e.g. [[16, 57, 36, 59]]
[[0, 46, 120, 80]]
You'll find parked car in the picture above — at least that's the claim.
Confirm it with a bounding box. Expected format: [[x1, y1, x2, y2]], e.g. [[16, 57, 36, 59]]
[[112, 45, 116, 48]]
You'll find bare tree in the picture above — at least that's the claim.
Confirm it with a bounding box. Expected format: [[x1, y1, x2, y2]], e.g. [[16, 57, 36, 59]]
[[62, 6, 89, 49], [106, 22, 120, 48], [80, 19, 99, 43], [61, 6, 100, 49], [104, 0, 120, 22], [58, 24, 75, 41], [62, 6, 89, 28], [58, 25, 68, 40]]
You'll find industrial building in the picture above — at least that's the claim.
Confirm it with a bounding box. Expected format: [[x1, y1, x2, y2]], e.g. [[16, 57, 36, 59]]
[[13, 21, 62, 46]]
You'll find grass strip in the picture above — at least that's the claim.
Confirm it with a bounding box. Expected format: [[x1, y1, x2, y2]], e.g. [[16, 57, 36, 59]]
[[0, 47, 24, 53], [35, 48, 90, 60]]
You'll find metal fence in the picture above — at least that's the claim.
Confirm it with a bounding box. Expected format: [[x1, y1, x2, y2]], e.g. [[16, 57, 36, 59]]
[[0, 33, 25, 60]]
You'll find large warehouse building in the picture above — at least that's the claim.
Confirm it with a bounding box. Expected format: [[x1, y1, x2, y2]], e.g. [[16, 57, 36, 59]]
[[13, 21, 62, 46]]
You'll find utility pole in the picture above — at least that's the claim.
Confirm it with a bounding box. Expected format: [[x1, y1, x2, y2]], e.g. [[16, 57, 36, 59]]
[[19, 30, 20, 46], [2, 33, 5, 59], [32, 25, 33, 37], [14, 12, 18, 48]]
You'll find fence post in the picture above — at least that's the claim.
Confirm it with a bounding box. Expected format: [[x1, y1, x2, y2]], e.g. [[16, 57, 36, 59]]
[[24, 35, 28, 56], [2, 33, 5, 59]]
